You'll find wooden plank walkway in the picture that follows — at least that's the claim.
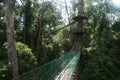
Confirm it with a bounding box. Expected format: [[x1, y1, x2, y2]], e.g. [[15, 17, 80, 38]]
[[55, 53, 80, 80]]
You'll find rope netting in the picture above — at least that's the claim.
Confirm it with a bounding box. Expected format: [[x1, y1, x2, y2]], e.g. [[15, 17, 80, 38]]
[[19, 51, 80, 80], [55, 53, 80, 80]]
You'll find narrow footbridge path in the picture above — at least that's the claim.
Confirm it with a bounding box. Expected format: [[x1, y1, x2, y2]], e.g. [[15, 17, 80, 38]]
[[19, 51, 80, 80]]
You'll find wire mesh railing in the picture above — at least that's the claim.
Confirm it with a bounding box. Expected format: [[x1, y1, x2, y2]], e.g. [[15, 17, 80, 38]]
[[55, 53, 80, 80], [19, 51, 79, 80]]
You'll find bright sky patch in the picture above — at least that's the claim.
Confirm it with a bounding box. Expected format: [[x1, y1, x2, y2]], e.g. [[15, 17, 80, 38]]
[[112, 0, 120, 6]]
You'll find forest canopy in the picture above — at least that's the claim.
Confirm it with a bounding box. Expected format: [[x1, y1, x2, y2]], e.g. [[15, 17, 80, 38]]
[[0, 0, 120, 80]]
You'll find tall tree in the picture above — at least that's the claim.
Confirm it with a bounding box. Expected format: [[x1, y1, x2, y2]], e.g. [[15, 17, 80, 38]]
[[6, 0, 19, 80], [23, 0, 32, 46], [73, 0, 85, 80], [79, 0, 120, 80]]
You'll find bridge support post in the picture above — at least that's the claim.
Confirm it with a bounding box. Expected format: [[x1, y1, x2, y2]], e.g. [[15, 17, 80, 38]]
[[72, 0, 86, 80]]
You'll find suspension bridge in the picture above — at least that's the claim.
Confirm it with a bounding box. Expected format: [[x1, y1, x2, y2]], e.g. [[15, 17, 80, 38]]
[[19, 51, 80, 80], [18, 0, 85, 80]]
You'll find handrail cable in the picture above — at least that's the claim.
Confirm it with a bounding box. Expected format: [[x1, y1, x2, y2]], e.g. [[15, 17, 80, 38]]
[[46, 21, 76, 37]]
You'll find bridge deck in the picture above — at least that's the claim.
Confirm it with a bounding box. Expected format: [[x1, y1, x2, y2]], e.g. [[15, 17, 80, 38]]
[[19, 51, 80, 80]]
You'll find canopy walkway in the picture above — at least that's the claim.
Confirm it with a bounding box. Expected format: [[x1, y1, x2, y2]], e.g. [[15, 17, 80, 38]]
[[19, 51, 80, 80]]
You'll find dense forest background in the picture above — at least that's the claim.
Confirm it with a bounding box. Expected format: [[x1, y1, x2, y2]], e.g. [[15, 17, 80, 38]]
[[0, 0, 120, 80]]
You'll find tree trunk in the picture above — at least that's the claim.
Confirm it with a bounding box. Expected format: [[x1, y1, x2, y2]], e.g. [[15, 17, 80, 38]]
[[6, 0, 19, 80], [73, 0, 84, 80], [23, 0, 32, 47]]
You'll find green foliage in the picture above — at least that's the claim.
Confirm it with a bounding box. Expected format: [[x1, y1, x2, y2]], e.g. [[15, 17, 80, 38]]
[[62, 29, 72, 52], [0, 0, 6, 51], [0, 62, 12, 80], [16, 42, 36, 74], [80, 43, 120, 80], [3, 42, 36, 74], [1, 0, 120, 79], [0, 42, 36, 79], [79, 0, 120, 80]]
